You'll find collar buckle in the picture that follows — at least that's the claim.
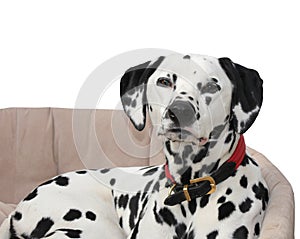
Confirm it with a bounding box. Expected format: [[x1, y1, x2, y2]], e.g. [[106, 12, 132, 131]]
[[190, 176, 216, 195], [183, 176, 216, 201], [168, 176, 217, 202]]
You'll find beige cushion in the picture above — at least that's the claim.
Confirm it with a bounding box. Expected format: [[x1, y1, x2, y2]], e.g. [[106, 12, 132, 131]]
[[0, 108, 294, 238], [0, 108, 151, 202], [247, 148, 295, 239]]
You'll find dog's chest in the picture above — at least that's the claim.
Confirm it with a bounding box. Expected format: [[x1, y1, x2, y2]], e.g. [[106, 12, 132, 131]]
[[113, 162, 267, 239]]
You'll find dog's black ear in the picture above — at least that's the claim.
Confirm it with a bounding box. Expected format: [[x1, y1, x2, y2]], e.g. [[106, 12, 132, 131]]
[[219, 57, 263, 134], [120, 56, 165, 131]]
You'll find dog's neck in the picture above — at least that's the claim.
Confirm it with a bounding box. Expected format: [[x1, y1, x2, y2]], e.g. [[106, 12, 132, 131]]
[[163, 124, 239, 185]]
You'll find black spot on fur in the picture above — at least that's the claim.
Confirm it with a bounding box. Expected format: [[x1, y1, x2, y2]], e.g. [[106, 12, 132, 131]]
[[118, 194, 129, 209], [174, 154, 183, 165], [114, 196, 118, 208], [9, 217, 18, 239], [63, 209, 82, 221], [226, 188, 232, 195], [110, 178, 116, 186], [30, 217, 54, 238], [57, 229, 82, 238], [254, 222, 260, 236], [207, 230, 218, 239], [188, 96, 194, 101], [225, 133, 232, 143], [201, 82, 220, 94], [139, 165, 154, 170], [180, 204, 187, 217], [218, 201, 236, 220], [75, 170, 87, 174], [240, 155, 250, 167], [249, 157, 258, 166], [23, 188, 38, 201], [143, 167, 158, 176], [152, 181, 160, 193], [165, 140, 176, 156], [210, 124, 226, 140], [197, 82, 202, 91], [232, 225, 249, 239], [86, 211, 96, 221], [182, 145, 193, 159], [54, 176, 69, 186], [239, 198, 253, 213], [228, 132, 237, 153], [153, 201, 163, 224], [241, 155, 258, 167], [188, 199, 197, 215], [183, 55, 191, 59], [119, 217, 123, 228], [100, 168, 110, 174], [159, 171, 165, 180], [174, 223, 187, 238], [252, 182, 269, 211], [13, 212, 22, 221], [217, 196, 226, 204], [205, 96, 212, 105], [159, 207, 177, 226], [240, 175, 248, 188], [200, 195, 210, 208], [193, 146, 209, 163], [173, 74, 177, 83], [196, 112, 200, 120], [131, 99, 137, 107], [129, 193, 140, 229]]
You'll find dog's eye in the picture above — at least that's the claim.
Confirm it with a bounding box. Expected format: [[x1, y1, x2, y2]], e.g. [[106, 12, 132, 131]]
[[157, 77, 173, 88]]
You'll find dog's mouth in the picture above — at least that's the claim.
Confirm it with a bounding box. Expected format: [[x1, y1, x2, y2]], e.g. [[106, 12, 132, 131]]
[[158, 128, 208, 146]]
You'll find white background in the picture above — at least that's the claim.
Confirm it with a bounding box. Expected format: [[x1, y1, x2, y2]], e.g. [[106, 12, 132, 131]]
[[0, 0, 298, 235]]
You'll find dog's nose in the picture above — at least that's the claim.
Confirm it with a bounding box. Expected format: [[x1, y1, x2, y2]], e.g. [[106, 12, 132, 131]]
[[167, 101, 196, 126]]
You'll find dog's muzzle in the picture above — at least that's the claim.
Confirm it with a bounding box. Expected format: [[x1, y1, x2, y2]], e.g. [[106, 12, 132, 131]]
[[158, 100, 209, 145]]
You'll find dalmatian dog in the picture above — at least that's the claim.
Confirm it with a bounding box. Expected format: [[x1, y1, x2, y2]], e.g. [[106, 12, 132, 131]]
[[0, 54, 269, 239]]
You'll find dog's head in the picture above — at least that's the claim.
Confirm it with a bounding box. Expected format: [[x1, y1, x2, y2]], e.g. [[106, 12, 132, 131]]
[[120, 54, 263, 146]]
